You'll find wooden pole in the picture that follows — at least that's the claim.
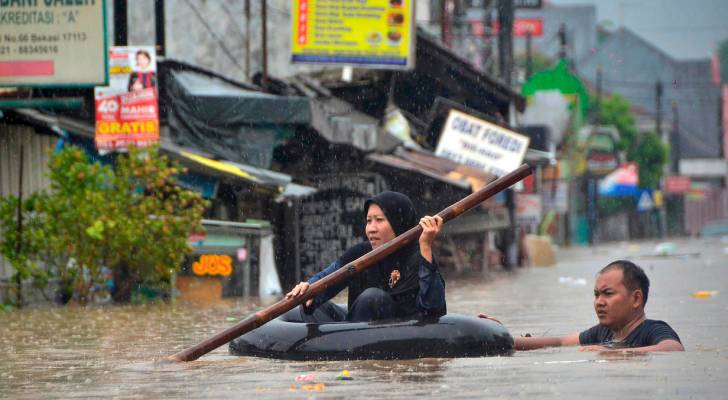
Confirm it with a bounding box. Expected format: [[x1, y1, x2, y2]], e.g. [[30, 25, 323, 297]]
[[168, 164, 533, 362]]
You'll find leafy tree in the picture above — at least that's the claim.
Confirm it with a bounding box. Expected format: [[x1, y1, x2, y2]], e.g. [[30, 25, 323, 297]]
[[0, 145, 209, 305], [629, 131, 669, 189], [592, 94, 668, 189], [593, 94, 638, 152]]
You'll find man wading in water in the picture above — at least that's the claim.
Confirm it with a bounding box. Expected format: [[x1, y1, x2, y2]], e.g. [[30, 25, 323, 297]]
[[480, 260, 684, 352], [286, 191, 446, 322]]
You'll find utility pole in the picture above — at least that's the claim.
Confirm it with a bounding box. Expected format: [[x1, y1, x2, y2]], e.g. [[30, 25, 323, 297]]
[[671, 101, 681, 174], [482, 0, 494, 75], [497, 0, 514, 85], [261, 0, 268, 89], [441, 0, 453, 48], [594, 65, 603, 124], [655, 80, 663, 140], [245, 0, 251, 80], [113, 0, 128, 46], [525, 29, 532, 80], [154, 0, 165, 56], [557, 23, 567, 60], [655, 80, 666, 238]]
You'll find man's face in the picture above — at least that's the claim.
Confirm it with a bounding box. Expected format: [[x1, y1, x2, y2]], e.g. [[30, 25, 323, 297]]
[[593, 268, 642, 330]]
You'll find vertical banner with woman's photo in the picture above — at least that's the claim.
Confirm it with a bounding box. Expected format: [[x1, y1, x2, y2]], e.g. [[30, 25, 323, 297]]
[[94, 46, 159, 152]]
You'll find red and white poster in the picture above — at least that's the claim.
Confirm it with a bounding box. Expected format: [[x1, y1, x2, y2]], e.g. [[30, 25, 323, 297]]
[[94, 46, 159, 152]]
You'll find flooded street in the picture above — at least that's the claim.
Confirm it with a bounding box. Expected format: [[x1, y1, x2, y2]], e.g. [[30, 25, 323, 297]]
[[2, 237, 727, 399]]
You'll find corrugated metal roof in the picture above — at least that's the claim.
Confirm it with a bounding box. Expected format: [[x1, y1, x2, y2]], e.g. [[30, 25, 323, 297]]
[[367, 148, 497, 192]]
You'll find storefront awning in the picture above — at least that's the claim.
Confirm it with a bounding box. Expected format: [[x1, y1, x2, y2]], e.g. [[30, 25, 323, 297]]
[[166, 70, 310, 169], [11, 109, 316, 197]]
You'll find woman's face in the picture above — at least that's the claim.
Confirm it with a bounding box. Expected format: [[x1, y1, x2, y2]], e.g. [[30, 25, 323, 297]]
[[366, 204, 396, 249], [136, 53, 150, 70]]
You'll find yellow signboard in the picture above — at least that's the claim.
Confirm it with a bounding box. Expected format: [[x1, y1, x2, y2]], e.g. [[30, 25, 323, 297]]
[[0, 0, 107, 87], [192, 255, 233, 278], [291, 0, 415, 70]]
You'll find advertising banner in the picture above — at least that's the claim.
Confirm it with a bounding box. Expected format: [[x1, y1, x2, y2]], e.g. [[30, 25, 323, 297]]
[[598, 162, 638, 197], [0, 0, 107, 86], [665, 175, 691, 194], [291, 0, 415, 69], [491, 18, 544, 37], [435, 109, 530, 177], [94, 46, 159, 152], [516, 193, 542, 226]]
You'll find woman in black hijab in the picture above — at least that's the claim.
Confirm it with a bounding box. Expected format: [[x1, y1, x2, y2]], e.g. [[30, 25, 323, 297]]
[[286, 191, 446, 322]]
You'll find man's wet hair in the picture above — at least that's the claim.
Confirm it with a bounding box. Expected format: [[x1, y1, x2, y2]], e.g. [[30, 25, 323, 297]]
[[600, 260, 650, 306]]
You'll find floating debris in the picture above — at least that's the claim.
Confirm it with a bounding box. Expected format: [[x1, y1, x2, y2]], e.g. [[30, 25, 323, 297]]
[[302, 383, 326, 391], [336, 369, 353, 380], [692, 291, 718, 299], [295, 373, 316, 383], [654, 242, 676, 256]]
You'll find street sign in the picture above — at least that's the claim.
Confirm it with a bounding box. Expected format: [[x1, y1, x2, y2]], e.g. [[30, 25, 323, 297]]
[[582, 126, 620, 176], [665, 176, 691, 194], [491, 19, 544, 37], [637, 190, 654, 212]]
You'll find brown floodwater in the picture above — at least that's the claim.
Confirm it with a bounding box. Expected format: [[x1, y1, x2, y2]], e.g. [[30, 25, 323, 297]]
[[2, 238, 727, 399]]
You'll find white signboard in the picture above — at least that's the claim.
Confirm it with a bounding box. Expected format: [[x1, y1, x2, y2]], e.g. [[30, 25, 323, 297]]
[[0, 0, 107, 87], [435, 109, 530, 177]]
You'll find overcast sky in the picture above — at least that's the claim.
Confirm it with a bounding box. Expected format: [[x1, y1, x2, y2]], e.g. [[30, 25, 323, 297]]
[[549, 0, 728, 60]]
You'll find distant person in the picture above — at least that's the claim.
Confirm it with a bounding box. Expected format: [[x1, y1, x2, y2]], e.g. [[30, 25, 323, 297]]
[[286, 191, 446, 322], [479, 260, 684, 352], [127, 49, 156, 92]]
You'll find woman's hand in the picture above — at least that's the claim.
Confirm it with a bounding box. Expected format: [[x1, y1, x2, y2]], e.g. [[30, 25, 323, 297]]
[[419, 215, 443, 262], [285, 282, 314, 307]]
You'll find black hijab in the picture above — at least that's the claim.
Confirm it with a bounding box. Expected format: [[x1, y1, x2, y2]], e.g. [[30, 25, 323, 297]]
[[338, 191, 423, 316]]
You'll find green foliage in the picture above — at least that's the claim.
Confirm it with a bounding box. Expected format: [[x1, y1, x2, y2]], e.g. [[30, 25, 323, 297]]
[[597, 196, 633, 217], [629, 131, 669, 189], [592, 94, 669, 189], [0, 145, 209, 305], [593, 94, 638, 152]]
